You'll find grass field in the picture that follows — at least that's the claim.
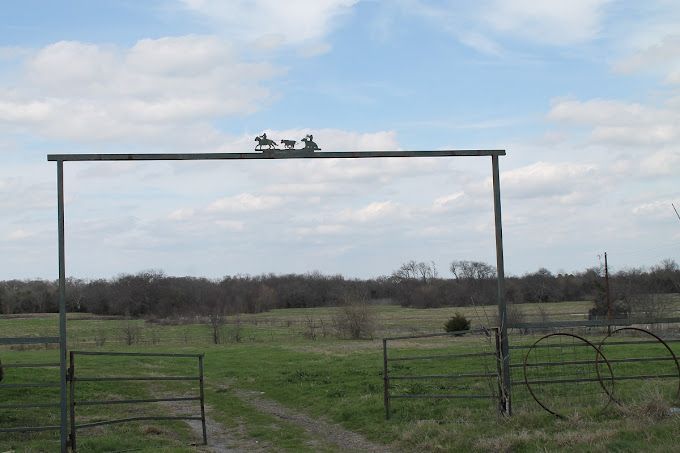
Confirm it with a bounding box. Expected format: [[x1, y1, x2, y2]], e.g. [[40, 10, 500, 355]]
[[1, 300, 680, 452]]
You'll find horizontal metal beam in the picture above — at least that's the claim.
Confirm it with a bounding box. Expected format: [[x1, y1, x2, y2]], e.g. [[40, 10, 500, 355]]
[[390, 394, 495, 399], [0, 402, 61, 409], [71, 351, 203, 358], [389, 351, 495, 361], [511, 338, 680, 350], [0, 336, 60, 345], [511, 356, 678, 369], [0, 383, 61, 388], [1, 362, 61, 368], [75, 396, 200, 406], [0, 425, 62, 433], [524, 373, 678, 386], [47, 150, 505, 162], [72, 376, 199, 382], [390, 372, 497, 380]]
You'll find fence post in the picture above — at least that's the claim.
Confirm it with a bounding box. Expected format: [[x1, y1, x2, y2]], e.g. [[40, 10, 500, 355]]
[[383, 339, 390, 420], [68, 351, 76, 452], [491, 154, 511, 416], [57, 160, 69, 452], [493, 328, 505, 415], [198, 354, 207, 445]]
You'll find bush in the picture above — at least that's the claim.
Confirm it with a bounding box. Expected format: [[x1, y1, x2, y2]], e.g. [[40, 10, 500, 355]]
[[332, 301, 376, 339], [444, 313, 470, 334]]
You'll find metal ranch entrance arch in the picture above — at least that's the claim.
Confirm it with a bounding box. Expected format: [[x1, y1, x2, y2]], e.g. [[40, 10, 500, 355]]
[[46, 148, 508, 452]]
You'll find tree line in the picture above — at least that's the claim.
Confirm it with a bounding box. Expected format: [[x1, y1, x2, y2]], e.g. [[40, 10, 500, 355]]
[[1, 259, 678, 318]]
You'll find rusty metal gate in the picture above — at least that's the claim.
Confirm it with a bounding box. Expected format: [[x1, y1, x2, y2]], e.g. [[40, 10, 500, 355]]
[[68, 351, 207, 451]]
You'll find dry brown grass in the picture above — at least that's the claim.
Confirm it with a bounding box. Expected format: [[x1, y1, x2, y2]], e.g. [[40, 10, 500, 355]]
[[615, 387, 672, 421]]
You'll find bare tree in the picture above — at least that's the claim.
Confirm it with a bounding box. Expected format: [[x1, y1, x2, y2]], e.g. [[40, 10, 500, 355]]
[[332, 292, 376, 340], [208, 304, 226, 345], [450, 260, 496, 280], [121, 322, 141, 346]]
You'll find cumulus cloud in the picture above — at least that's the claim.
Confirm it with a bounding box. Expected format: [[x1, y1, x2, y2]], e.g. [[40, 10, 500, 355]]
[[178, 0, 358, 50], [0, 36, 280, 145], [500, 161, 598, 202], [548, 98, 680, 146]]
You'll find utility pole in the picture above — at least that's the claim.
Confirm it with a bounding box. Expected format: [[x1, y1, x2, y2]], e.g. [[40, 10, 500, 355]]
[[604, 252, 611, 333]]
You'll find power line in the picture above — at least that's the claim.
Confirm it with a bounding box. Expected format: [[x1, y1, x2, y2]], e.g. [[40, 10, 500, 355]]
[[673, 203, 680, 223]]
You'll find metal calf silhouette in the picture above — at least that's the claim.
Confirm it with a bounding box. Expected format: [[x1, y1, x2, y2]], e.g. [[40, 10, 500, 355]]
[[281, 139, 296, 149]]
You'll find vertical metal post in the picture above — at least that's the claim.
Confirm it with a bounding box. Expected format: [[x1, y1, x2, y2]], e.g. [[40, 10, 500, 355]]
[[57, 161, 69, 452], [383, 339, 390, 420], [69, 351, 76, 452], [604, 252, 612, 334], [198, 355, 208, 445], [493, 328, 504, 415], [491, 155, 511, 415]]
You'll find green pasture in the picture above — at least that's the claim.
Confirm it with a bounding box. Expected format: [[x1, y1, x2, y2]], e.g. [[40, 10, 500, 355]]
[[1, 301, 680, 452]]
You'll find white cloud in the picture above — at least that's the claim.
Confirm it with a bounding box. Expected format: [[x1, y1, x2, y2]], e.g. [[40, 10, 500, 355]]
[[0, 36, 280, 145], [0, 176, 54, 210], [500, 161, 598, 202], [458, 32, 502, 56], [548, 98, 680, 146], [338, 201, 403, 223], [7, 229, 32, 241], [632, 200, 675, 218], [168, 208, 195, 221], [214, 220, 245, 231], [178, 0, 358, 49], [485, 0, 611, 45], [207, 193, 284, 212], [294, 223, 347, 236], [614, 34, 680, 83], [640, 150, 680, 176], [432, 191, 467, 213], [401, 0, 610, 56]]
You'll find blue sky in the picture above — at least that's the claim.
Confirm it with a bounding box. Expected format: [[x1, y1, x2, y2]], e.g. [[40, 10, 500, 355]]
[[1, 0, 679, 279]]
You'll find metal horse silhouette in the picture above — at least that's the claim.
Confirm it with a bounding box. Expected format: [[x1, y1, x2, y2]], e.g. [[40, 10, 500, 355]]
[[254, 133, 278, 150], [255, 133, 320, 152]]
